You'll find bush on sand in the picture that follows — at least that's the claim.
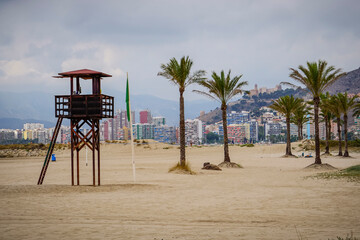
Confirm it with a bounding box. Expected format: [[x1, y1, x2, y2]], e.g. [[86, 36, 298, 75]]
[[169, 162, 196, 175]]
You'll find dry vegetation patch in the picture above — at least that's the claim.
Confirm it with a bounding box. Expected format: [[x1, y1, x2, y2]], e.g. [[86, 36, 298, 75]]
[[0, 143, 69, 158], [168, 162, 196, 175], [218, 161, 243, 168], [308, 165, 360, 182]]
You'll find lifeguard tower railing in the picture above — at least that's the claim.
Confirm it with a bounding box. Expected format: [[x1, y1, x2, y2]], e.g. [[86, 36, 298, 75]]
[[55, 94, 114, 119]]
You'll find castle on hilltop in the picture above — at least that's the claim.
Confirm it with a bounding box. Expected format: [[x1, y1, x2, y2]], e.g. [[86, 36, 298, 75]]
[[249, 84, 282, 96]]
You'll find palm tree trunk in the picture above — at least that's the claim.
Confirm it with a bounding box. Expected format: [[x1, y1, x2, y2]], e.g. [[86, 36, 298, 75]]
[[286, 117, 292, 156], [337, 117, 342, 156], [297, 120, 301, 141], [328, 118, 332, 140], [343, 114, 349, 157], [221, 103, 230, 162], [324, 115, 330, 154], [314, 97, 322, 164], [179, 89, 186, 166], [300, 124, 303, 140]]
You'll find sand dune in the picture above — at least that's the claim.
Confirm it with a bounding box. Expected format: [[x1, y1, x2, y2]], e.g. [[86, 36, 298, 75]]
[[0, 143, 359, 240]]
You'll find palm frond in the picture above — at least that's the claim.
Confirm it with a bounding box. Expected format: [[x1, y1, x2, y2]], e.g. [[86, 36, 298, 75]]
[[288, 60, 345, 98], [269, 95, 304, 119], [192, 90, 219, 102], [193, 69, 247, 106], [158, 56, 205, 90]]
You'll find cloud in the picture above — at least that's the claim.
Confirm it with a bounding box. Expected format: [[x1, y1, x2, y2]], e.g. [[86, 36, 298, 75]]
[[0, 0, 359, 100], [0, 60, 35, 76]]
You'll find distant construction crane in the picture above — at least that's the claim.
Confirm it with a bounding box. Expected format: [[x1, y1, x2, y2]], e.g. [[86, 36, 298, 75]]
[[38, 69, 114, 186]]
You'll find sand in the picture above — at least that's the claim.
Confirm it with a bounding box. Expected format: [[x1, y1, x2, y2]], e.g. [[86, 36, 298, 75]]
[[0, 142, 359, 240]]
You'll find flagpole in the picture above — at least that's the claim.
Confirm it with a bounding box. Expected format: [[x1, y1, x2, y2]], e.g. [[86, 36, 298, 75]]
[[127, 73, 136, 182], [129, 102, 136, 183]]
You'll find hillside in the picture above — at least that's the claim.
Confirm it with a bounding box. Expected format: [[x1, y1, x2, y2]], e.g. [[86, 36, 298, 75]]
[[325, 67, 360, 94], [198, 87, 304, 124], [198, 66, 360, 125], [0, 118, 56, 130]]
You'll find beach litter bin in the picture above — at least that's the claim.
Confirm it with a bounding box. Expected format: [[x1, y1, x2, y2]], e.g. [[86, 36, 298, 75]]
[[51, 154, 56, 162]]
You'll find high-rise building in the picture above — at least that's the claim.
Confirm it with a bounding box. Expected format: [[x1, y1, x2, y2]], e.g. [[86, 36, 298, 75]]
[[119, 110, 135, 128], [227, 111, 250, 125], [133, 123, 155, 139], [185, 119, 203, 145], [309, 121, 327, 140], [23, 123, 44, 130], [119, 126, 130, 140], [154, 125, 176, 143], [152, 116, 166, 126], [140, 110, 152, 124], [249, 120, 258, 142], [227, 124, 247, 144], [265, 121, 282, 136], [103, 120, 110, 141], [113, 113, 121, 139], [0, 129, 15, 142]]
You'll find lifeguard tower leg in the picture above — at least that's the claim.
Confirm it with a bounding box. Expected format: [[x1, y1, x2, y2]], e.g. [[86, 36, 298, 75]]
[[37, 117, 63, 185]]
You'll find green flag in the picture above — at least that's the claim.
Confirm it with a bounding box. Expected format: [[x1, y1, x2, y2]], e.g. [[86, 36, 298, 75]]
[[126, 75, 131, 122]]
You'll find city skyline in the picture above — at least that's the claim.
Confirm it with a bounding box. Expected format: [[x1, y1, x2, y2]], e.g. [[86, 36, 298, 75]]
[[3, 105, 357, 146]]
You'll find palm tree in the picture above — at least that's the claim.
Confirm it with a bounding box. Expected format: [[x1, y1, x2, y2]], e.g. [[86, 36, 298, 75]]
[[286, 60, 345, 164], [320, 92, 332, 154], [270, 95, 303, 156], [336, 92, 358, 157], [158, 56, 205, 166], [193, 70, 247, 167], [291, 100, 311, 141], [353, 102, 360, 118]]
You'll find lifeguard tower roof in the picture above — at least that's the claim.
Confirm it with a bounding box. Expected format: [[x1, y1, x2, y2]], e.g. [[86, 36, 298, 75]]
[[55, 69, 112, 79]]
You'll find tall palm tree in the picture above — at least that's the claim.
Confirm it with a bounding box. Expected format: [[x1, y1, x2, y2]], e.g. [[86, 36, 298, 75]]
[[320, 92, 332, 154], [291, 100, 311, 141], [193, 70, 247, 166], [336, 92, 358, 157], [327, 95, 343, 156], [270, 95, 303, 156], [286, 60, 345, 164], [158, 56, 205, 166]]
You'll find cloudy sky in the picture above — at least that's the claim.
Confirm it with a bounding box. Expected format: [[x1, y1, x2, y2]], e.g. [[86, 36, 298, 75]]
[[0, 0, 359, 101]]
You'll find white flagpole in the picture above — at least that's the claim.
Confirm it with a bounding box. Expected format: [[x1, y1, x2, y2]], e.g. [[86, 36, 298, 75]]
[[127, 73, 136, 182], [129, 103, 136, 183]]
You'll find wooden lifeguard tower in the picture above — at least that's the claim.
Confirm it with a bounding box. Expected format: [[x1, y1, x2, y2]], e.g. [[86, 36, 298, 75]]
[[38, 69, 114, 186]]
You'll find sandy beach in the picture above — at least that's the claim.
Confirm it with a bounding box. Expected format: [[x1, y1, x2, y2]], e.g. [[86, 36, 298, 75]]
[[0, 142, 359, 240]]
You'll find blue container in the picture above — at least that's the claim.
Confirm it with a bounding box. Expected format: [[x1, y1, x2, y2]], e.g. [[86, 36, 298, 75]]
[[51, 154, 56, 162]]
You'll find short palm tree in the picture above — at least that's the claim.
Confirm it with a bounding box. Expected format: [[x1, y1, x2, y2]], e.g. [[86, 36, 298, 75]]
[[336, 92, 358, 157], [327, 95, 343, 156], [158, 56, 205, 167], [270, 95, 303, 156], [286, 60, 345, 164], [193, 70, 247, 167], [291, 100, 311, 141]]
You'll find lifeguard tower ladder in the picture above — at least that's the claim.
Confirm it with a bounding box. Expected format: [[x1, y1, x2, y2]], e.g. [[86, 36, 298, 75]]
[[38, 69, 114, 186]]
